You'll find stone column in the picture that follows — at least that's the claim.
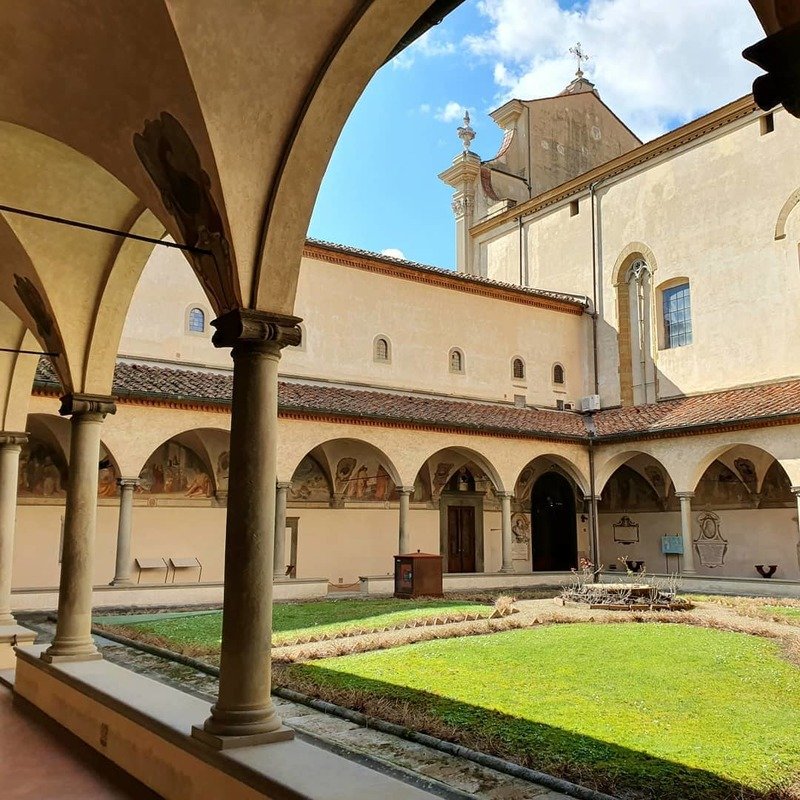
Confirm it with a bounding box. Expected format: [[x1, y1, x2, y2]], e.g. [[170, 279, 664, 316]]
[[273, 481, 290, 579], [498, 491, 514, 573], [43, 394, 115, 663], [676, 491, 696, 574], [398, 486, 414, 554], [793, 487, 800, 571], [193, 309, 299, 749], [110, 478, 139, 586], [0, 433, 27, 626]]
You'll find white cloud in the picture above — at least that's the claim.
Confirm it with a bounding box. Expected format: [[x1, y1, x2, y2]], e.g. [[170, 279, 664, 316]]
[[465, 0, 763, 141], [418, 103, 432, 114], [435, 101, 468, 123], [381, 248, 406, 260], [391, 28, 456, 70]]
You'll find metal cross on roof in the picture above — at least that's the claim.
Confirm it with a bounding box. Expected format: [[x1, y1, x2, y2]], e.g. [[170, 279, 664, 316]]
[[569, 42, 589, 78]]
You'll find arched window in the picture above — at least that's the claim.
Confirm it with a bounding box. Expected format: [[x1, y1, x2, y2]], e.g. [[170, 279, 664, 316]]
[[661, 281, 692, 349], [187, 307, 205, 333], [373, 335, 391, 363], [626, 258, 655, 404], [449, 348, 464, 374], [553, 363, 565, 385], [512, 357, 525, 380]]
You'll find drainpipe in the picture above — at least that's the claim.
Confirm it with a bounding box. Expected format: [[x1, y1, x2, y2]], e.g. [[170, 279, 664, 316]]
[[587, 434, 601, 576], [518, 217, 524, 286]]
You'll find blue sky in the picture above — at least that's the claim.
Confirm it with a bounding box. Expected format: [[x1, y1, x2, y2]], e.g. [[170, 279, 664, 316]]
[[309, 0, 763, 270]]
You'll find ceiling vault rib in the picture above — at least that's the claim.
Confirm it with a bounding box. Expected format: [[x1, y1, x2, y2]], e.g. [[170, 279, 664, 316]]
[[0, 203, 210, 255], [250, 0, 375, 309]]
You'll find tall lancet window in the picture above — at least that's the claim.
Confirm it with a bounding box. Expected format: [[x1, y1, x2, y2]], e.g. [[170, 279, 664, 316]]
[[626, 259, 656, 405]]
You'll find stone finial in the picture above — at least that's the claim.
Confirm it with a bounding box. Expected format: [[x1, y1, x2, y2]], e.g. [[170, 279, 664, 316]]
[[457, 110, 475, 152]]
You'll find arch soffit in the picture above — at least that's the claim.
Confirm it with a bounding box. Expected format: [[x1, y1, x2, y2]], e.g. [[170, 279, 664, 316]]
[[688, 442, 785, 493], [512, 453, 590, 498], [415, 445, 505, 494], [0, 304, 39, 431], [612, 242, 659, 287], [131, 427, 230, 479], [284, 437, 404, 490], [25, 411, 121, 472], [774, 186, 800, 240], [595, 448, 678, 497]]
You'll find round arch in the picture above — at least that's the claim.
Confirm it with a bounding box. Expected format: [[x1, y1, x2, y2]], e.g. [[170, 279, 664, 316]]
[[689, 442, 786, 495], [287, 437, 403, 497], [415, 445, 505, 495], [774, 186, 800, 240], [595, 449, 678, 498], [513, 453, 590, 499]]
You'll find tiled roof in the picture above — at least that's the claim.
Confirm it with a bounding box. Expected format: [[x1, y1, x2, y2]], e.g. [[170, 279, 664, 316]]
[[33, 359, 586, 440], [593, 380, 800, 438], [304, 238, 590, 310], [33, 360, 800, 442]]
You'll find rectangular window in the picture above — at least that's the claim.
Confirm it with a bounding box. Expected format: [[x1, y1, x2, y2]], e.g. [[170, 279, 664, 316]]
[[662, 283, 692, 349], [569, 199, 579, 217], [760, 113, 774, 135]]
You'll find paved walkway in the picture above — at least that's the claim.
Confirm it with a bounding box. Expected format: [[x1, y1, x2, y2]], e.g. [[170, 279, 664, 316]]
[[20, 617, 574, 799], [0, 681, 160, 800]]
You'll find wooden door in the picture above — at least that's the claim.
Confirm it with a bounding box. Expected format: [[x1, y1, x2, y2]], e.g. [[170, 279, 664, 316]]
[[447, 505, 476, 573]]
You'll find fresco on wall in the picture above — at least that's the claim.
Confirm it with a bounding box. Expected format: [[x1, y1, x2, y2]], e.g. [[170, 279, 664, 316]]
[[97, 457, 119, 498], [431, 462, 455, 497], [643, 465, 665, 495], [216, 451, 230, 493], [733, 458, 758, 494], [413, 468, 432, 502], [759, 461, 794, 507], [694, 460, 750, 508], [598, 465, 661, 512], [17, 438, 67, 497], [139, 441, 214, 498], [290, 456, 331, 502], [334, 457, 395, 501], [515, 466, 536, 503]]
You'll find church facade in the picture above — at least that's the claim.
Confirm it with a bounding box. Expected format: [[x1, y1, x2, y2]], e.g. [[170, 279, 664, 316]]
[[11, 76, 800, 604]]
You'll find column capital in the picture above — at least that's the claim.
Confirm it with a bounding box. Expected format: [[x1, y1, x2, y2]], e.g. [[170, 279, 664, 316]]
[[792, 486, 800, 496], [675, 491, 695, 499], [496, 490, 515, 499], [398, 486, 415, 496], [211, 308, 302, 351], [0, 431, 27, 447], [117, 477, 141, 489], [59, 393, 116, 418], [276, 481, 292, 491]]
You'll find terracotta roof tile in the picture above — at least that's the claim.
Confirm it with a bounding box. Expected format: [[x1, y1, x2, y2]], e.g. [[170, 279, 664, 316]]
[[33, 360, 800, 442]]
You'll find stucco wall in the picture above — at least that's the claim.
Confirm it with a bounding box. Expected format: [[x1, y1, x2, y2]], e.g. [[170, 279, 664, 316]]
[[479, 107, 800, 406], [599, 508, 799, 581], [119, 248, 589, 408]]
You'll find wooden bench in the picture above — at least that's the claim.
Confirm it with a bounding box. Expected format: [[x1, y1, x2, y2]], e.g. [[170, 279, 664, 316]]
[[135, 557, 169, 584], [168, 556, 203, 583]]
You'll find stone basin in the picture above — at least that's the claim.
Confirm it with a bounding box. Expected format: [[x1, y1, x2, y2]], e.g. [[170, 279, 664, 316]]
[[584, 583, 654, 597]]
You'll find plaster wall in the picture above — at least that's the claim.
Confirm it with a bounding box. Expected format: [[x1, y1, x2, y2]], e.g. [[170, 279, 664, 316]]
[[599, 508, 799, 581], [477, 107, 800, 406], [119, 248, 589, 408]]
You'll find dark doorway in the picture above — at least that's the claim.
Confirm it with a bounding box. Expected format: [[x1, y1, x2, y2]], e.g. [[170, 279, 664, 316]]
[[447, 505, 476, 572], [531, 471, 577, 571]]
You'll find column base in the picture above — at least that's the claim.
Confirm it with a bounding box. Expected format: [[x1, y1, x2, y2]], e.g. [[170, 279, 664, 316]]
[[41, 650, 103, 664], [0, 624, 37, 669], [109, 578, 134, 587], [191, 724, 294, 750], [498, 565, 515, 574]]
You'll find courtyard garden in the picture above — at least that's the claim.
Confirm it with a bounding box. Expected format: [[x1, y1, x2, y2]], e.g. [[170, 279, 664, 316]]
[[96, 593, 800, 800]]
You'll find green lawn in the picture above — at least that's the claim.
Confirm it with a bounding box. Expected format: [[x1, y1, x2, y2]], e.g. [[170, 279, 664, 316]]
[[105, 598, 489, 650], [279, 624, 800, 799], [765, 605, 800, 622]]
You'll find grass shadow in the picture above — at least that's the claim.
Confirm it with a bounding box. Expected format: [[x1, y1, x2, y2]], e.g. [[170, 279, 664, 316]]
[[275, 661, 799, 800]]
